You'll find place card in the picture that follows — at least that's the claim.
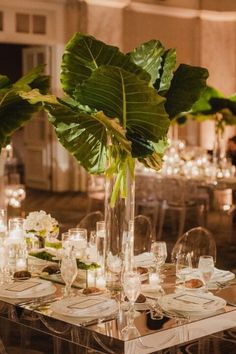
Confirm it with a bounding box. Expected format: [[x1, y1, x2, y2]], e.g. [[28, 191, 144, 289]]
[[173, 294, 215, 306], [68, 298, 104, 310], [5, 281, 41, 292]]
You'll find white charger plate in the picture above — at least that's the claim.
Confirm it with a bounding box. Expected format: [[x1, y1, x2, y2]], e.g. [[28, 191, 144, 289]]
[[159, 292, 226, 316], [0, 279, 56, 299], [51, 295, 118, 318]]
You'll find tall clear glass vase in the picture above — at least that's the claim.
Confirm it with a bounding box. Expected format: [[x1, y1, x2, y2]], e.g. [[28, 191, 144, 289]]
[[212, 114, 226, 179], [105, 166, 135, 292]]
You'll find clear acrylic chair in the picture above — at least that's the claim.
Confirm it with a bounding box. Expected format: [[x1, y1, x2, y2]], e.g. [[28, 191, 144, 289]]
[[134, 215, 153, 255], [87, 175, 105, 212], [157, 177, 207, 240], [171, 226, 217, 268], [77, 211, 104, 242]]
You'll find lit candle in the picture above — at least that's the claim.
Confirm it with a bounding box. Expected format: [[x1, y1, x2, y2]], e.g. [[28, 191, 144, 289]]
[[96, 275, 106, 288], [149, 273, 160, 286], [16, 258, 27, 271], [87, 271, 96, 287], [9, 229, 24, 240]]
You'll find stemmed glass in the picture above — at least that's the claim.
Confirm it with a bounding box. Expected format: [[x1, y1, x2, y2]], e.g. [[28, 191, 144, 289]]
[[60, 247, 78, 298], [198, 255, 214, 292], [121, 271, 141, 338], [176, 253, 193, 286], [151, 241, 167, 283]]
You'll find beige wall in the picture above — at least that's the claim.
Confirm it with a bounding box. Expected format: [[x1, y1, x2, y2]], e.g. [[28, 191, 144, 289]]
[[123, 4, 200, 66]]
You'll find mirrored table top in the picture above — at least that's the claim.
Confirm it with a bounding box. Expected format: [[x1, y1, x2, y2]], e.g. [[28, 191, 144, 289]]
[[0, 265, 236, 354]]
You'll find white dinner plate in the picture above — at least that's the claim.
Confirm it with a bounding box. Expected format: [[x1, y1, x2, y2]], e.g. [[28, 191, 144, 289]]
[[51, 295, 118, 318], [0, 279, 56, 299], [159, 292, 226, 316]]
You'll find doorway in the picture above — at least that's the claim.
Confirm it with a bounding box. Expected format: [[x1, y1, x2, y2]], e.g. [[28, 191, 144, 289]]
[[0, 43, 53, 190]]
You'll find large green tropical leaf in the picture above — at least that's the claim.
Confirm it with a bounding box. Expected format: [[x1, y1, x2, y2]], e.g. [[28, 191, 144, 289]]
[[0, 91, 41, 147], [20, 90, 131, 174], [138, 138, 169, 170], [61, 33, 150, 96], [191, 86, 224, 115], [164, 63, 209, 119], [75, 66, 170, 146], [14, 65, 49, 91], [0, 75, 11, 89], [155, 48, 176, 95], [0, 66, 50, 149], [130, 40, 165, 84]]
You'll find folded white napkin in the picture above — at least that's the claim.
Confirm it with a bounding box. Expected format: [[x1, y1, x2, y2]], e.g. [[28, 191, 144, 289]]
[[134, 252, 156, 267], [185, 267, 234, 285]]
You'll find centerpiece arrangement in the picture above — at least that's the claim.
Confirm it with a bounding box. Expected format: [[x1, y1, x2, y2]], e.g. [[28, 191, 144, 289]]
[[23, 210, 59, 248], [0, 33, 208, 287], [174, 86, 236, 174]]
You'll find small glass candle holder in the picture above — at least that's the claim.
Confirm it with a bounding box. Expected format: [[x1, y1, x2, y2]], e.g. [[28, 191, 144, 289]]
[[0, 208, 7, 239]]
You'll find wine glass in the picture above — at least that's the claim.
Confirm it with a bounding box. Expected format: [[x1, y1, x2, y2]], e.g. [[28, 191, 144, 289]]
[[198, 255, 214, 292], [121, 271, 141, 338], [151, 241, 167, 283], [60, 248, 78, 297], [176, 253, 193, 287]]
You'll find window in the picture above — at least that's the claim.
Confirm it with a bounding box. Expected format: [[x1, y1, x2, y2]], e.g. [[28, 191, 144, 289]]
[[15, 13, 47, 35], [0, 12, 3, 31], [16, 13, 30, 33], [33, 15, 46, 34]]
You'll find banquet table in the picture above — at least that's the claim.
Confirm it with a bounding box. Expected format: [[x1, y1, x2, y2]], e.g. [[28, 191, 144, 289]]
[[0, 265, 236, 354]]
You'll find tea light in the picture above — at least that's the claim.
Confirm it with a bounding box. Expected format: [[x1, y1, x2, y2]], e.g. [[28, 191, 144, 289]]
[[149, 273, 160, 286], [9, 229, 24, 240], [87, 271, 96, 287], [16, 258, 27, 271], [96, 275, 106, 288]]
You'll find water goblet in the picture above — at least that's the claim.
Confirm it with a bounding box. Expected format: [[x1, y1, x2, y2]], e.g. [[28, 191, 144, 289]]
[[121, 271, 141, 338], [198, 255, 214, 292], [151, 241, 167, 283], [60, 248, 78, 298], [176, 253, 193, 287]]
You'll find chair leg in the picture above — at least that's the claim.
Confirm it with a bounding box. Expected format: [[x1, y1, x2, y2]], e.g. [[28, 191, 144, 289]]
[[178, 207, 186, 237]]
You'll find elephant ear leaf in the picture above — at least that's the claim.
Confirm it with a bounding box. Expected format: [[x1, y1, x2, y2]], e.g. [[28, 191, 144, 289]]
[[164, 63, 209, 119], [0, 75, 11, 89], [21, 90, 131, 174], [61, 33, 150, 97], [75, 66, 169, 147], [130, 40, 165, 84], [155, 48, 176, 95], [0, 66, 50, 150]]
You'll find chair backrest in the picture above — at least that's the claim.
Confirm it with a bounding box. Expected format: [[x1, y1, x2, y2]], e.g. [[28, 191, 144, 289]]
[[87, 175, 105, 200], [77, 211, 104, 241], [160, 177, 198, 206], [171, 226, 216, 268], [135, 174, 157, 203], [134, 214, 152, 255]]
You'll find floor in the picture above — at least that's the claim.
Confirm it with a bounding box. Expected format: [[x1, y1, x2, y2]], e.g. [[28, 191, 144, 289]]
[[15, 187, 236, 273]]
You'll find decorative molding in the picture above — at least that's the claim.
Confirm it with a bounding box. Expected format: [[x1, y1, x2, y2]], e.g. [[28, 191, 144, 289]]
[[200, 10, 236, 21], [85, 0, 130, 8], [128, 2, 199, 18]]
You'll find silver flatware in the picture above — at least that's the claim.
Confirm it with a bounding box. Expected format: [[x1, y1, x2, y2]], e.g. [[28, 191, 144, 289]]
[[81, 313, 118, 327]]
